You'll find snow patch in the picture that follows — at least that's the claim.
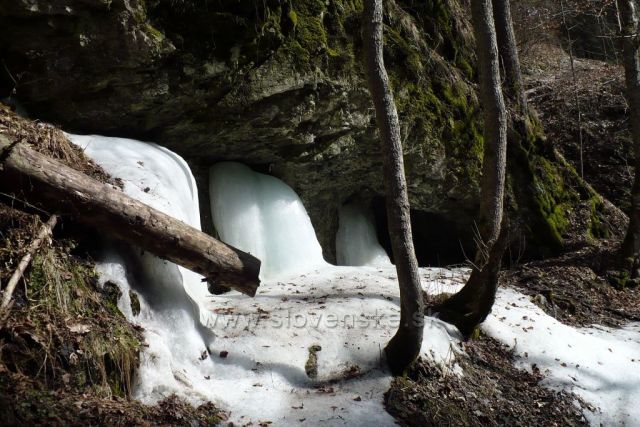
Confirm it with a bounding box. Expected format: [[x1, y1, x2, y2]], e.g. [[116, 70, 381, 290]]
[[203, 265, 464, 425], [69, 134, 640, 426], [484, 287, 640, 426]]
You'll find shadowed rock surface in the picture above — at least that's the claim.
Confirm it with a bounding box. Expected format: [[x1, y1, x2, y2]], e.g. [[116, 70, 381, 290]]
[[0, 0, 612, 262]]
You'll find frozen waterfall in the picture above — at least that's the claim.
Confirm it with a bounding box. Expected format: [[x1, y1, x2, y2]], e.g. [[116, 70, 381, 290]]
[[209, 162, 327, 280], [336, 202, 391, 267], [68, 134, 217, 403]]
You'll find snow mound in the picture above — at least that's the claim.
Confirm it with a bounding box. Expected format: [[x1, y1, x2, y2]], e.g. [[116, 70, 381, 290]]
[[68, 134, 216, 402]]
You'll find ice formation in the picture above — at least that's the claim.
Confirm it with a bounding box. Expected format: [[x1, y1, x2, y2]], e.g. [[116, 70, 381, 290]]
[[209, 162, 327, 280], [336, 202, 391, 266], [68, 135, 640, 426], [68, 137, 463, 424], [68, 134, 217, 402]]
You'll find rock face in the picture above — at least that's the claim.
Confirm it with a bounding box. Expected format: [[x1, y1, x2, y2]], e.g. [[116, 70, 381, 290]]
[[0, 0, 611, 262]]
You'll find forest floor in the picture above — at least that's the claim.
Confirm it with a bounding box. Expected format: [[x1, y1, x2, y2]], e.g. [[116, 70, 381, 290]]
[[386, 43, 640, 426], [2, 42, 640, 426], [504, 240, 640, 328], [386, 238, 640, 427], [386, 333, 587, 426], [523, 43, 633, 213]]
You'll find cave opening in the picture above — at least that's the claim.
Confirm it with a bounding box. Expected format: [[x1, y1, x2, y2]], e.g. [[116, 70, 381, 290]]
[[371, 197, 475, 268]]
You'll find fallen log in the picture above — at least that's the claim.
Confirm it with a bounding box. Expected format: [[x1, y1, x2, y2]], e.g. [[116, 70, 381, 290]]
[[0, 136, 260, 296]]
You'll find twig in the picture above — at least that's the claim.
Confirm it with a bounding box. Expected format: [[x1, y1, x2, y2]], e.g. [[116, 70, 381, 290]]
[[1, 214, 58, 310], [0, 191, 52, 216]]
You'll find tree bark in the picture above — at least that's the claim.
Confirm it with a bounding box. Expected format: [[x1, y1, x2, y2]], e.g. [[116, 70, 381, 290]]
[[492, 0, 527, 114], [619, 0, 640, 276], [560, 0, 585, 179], [430, 0, 509, 336], [475, 0, 509, 250], [0, 136, 261, 296], [432, 221, 509, 337], [362, 0, 424, 375]]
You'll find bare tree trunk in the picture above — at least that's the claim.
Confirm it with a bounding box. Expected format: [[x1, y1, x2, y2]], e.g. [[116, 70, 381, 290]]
[[619, 0, 640, 277], [430, 0, 508, 337], [492, 0, 527, 114], [476, 0, 509, 251], [0, 136, 261, 296], [362, 0, 424, 374], [432, 221, 509, 336], [560, 0, 585, 179]]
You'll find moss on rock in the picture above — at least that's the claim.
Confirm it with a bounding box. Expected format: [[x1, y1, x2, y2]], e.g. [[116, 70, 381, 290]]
[[3, 240, 141, 399]]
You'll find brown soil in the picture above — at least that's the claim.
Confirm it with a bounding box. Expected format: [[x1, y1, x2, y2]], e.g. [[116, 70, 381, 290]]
[[0, 202, 226, 426], [386, 333, 587, 426], [0, 371, 225, 426], [0, 103, 117, 186], [502, 239, 640, 328]]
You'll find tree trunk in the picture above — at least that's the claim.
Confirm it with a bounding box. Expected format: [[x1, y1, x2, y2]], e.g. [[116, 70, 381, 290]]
[[362, 0, 424, 375], [492, 0, 527, 114], [430, 0, 509, 336], [560, 0, 586, 179], [475, 0, 509, 250], [0, 136, 261, 296], [432, 222, 509, 337], [619, 0, 640, 277]]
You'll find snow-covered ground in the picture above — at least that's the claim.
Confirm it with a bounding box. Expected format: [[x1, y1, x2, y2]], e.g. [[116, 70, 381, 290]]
[[201, 266, 463, 426], [484, 288, 640, 426], [69, 134, 640, 426]]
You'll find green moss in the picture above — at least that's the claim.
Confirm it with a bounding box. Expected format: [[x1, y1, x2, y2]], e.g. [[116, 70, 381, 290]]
[[83, 324, 140, 398], [385, 26, 423, 75], [304, 344, 322, 379], [129, 290, 141, 316], [267, 0, 363, 72], [16, 244, 141, 399], [587, 196, 611, 240], [288, 9, 298, 28], [26, 256, 47, 294], [144, 23, 165, 42], [456, 57, 474, 80], [442, 83, 469, 111], [103, 281, 124, 318], [296, 0, 326, 15], [608, 267, 633, 289], [531, 157, 571, 244], [504, 113, 610, 253], [296, 16, 327, 52], [469, 327, 481, 340]]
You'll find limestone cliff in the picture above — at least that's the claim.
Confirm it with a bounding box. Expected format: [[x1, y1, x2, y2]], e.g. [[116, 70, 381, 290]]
[[0, 0, 614, 262]]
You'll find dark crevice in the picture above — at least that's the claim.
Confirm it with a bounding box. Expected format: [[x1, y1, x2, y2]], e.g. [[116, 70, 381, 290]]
[[372, 197, 474, 267]]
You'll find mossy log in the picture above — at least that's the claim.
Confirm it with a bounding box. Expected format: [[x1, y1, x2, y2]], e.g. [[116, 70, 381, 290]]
[[0, 136, 261, 296]]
